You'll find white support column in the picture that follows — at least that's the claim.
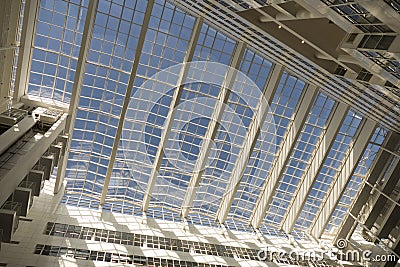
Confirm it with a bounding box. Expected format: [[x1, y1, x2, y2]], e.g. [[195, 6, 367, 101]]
[[13, 0, 39, 103], [281, 101, 349, 233], [179, 42, 247, 218], [0, 0, 22, 112], [53, 0, 99, 194], [100, 0, 155, 206], [262, 64, 285, 105], [141, 17, 203, 211], [310, 118, 377, 239], [215, 63, 284, 223], [250, 84, 318, 229]]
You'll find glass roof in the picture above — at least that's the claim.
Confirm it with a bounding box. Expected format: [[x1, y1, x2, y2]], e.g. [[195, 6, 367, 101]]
[[264, 92, 336, 226], [23, 0, 394, 239]]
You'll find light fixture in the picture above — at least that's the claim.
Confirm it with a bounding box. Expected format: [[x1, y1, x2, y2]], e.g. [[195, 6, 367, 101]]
[[301, 40, 305, 44], [278, 25, 282, 29]]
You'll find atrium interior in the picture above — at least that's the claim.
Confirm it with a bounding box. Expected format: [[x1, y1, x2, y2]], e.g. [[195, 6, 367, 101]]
[[0, 0, 399, 266]]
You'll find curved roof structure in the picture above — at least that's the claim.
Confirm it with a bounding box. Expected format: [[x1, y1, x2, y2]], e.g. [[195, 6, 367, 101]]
[[6, 0, 400, 249]]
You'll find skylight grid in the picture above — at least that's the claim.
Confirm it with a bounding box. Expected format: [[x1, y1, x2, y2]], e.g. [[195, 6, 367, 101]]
[[353, 126, 387, 176], [228, 141, 276, 222], [294, 110, 364, 229], [62, 192, 101, 209], [187, 213, 219, 227], [69, 109, 117, 157], [109, 2, 196, 202], [120, 87, 174, 167], [141, 26, 235, 212], [28, 0, 88, 102], [114, 80, 223, 210], [215, 0, 254, 11], [259, 224, 289, 239], [187, 58, 275, 217], [78, 64, 129, 116], [87, 0, 146, 72], [150, 168, 191, 209], [150, 85, 219, 184], [65, 0, 149, 201], [325, 126, 388, 231], [228, 72, 305, 222], [136, 0, 194, 79], [106, 163, 152, 206], [237, 48, 273, 103], [269, 72, 305, 144], [193, 23, 236, 64], [265, 93, 336, 225], [105, 160, 145, 208], [102, 200, 138, 214], [22, 0, 398, 241], [240, 50, 273, 90], [325, 176, 362, 232], [111, 88, 174, 203], [66, 108, 118, 184], [149, 86, 220, 209], [65, 152, 109, 198], [321, 0, 394, 33], [191, 98, 253, 216]]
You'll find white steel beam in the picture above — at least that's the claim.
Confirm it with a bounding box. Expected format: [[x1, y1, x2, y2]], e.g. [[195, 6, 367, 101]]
[[13, 0, 39, 103], [334, 132, 400, 244], [355, 0, 400, 33], [54, 0, 99, 194], [281, 101, 349, 233], [100, 0, 155, 206], [180, 42, 247, 218], [310, 118, 377, 239], [20, 94, 69, 112], [250, 84, 318, 229], [141, 17, 203, 211], [0, 0, 22, 112], [334, 132, 400, 243], [215, 63, 284, 223]]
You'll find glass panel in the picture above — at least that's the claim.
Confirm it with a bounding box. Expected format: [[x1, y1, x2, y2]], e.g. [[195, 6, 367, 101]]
[[29, 0, 88, 102], [294, 109, 364, 229], [264, 93, 336, 225]]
